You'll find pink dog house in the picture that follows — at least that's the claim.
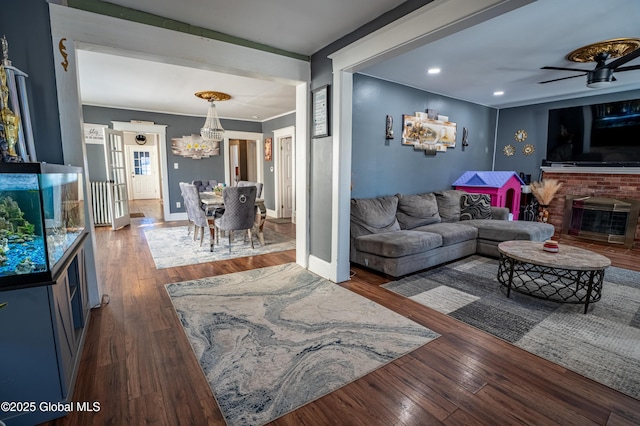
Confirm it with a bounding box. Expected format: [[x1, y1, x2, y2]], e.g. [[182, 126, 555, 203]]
[[453, 171, 525, 220]]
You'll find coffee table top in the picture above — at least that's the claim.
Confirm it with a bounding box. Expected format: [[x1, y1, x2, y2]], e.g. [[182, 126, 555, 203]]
[[498, 240, 611, 271]]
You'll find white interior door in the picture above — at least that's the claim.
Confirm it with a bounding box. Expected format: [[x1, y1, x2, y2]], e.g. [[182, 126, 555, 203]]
[[104, 129, 130, 230], [126, 144, 159, 199], [281, 136, 293, 218]]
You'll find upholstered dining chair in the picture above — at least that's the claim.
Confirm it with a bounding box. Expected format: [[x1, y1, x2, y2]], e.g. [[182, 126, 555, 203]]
[[182, 183, 216, 251], [179, 182, 194, 236], [214, 186, 257, 253], [237, 180, 263, 198]]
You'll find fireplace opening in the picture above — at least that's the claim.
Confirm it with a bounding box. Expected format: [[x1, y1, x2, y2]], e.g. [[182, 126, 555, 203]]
[[562, 196, 640, 248]]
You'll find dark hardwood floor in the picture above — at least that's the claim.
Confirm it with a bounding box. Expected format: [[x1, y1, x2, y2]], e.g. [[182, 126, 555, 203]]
[[45, 200, 640, 425]]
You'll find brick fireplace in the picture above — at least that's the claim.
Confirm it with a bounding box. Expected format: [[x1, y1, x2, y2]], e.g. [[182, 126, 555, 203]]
[[540, 167, 640, 249]]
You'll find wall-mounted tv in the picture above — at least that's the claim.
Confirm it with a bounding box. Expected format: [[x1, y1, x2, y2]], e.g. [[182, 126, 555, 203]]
[[545, 98, 640, 166]]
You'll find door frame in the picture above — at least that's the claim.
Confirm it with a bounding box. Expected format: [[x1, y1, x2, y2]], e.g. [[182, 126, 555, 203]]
[[222, 131, 264, 187], [273, 126, 295, 220], [112, 121, 168, 217]]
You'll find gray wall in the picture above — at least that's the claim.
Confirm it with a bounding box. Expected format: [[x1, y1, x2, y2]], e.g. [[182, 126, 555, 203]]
[[494, 89, 640, 180], [261, 112, 296, 211], [352, 74, 498, 198], [82, 105, 261, 214], [308, 0, 435, 262]]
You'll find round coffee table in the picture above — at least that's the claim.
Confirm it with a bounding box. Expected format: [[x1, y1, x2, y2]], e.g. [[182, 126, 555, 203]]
[[497, 241, 611, 314]]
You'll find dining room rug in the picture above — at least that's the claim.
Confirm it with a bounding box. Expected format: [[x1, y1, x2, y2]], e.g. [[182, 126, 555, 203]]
[[166, 263, 438, 426], [144, 225, 296, 268], [382, 255, 640, 400]]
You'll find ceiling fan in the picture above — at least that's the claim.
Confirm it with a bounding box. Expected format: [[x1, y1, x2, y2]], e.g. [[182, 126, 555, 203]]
[[539, 39, 640, 88]]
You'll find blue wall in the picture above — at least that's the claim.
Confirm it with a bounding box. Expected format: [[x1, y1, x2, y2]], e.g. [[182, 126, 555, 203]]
[[0, 0, 63, 164], [495, 89, 640, 180], [351, 74, 498, 198]]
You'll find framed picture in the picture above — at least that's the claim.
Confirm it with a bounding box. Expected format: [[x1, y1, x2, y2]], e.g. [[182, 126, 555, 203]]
[[312, 85, 330, 138], [264, 137, 273, 161]]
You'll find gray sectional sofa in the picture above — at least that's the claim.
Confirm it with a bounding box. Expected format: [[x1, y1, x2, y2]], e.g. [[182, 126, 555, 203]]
[[350, 190, 554, 277]]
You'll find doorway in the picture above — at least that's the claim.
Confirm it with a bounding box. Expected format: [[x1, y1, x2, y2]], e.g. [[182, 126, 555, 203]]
[[124, 133, 161, 200], [273, 126, 295, 220], [228, 139, 258, 185]]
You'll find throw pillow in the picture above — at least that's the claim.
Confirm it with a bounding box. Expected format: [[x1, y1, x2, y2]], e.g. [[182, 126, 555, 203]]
[[460, 193, 492, 220], [396, 193, 441, 229], [434, 190, 466, 222]]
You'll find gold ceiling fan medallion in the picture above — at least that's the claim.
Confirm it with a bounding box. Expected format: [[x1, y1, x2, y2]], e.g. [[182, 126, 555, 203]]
[[194, 91, 232, 102], [566, 38, 640, 63]]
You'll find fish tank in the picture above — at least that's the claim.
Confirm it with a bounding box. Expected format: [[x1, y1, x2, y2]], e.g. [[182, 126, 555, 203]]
[[0, 162, 86, 290]]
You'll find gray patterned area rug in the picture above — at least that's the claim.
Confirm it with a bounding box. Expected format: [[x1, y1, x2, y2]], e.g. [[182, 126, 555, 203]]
[[144, 225, 295, 268], [382, 255, 640, 400], [166, 263, 438, 426]]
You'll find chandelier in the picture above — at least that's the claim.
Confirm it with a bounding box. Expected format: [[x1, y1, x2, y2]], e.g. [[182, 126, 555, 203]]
[[195, 91, 231, 142]]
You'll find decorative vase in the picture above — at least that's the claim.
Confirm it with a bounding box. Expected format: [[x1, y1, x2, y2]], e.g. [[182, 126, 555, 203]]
[[538, 205, 549, 223]]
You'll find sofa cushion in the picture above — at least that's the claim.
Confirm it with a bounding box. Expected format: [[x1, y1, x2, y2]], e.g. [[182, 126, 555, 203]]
[[465, 219, 554, 242], [396, 193, 441, 229], [434, 190, 466, 222], [414, 222, 478, 246], [350, 196, 401, 239], [354, 230, 442, 258], [460, 193, 492, 220]]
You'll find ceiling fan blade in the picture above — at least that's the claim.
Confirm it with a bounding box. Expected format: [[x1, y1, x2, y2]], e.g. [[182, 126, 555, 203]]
[[614, 64, 640, 72], [538, 73, 586, 84], [606, 48, 640, 70], [541, 66, 589, 72]]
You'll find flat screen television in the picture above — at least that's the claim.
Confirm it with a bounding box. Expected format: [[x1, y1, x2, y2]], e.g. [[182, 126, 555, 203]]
[[545, 98, 640, 166]]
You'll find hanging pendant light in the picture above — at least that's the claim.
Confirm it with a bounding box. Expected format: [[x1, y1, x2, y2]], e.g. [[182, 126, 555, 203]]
[[195, 91, 231, 142]]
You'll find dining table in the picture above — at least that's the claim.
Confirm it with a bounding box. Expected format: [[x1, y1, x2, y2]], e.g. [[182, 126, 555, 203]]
[[199, 191, 267, 246]]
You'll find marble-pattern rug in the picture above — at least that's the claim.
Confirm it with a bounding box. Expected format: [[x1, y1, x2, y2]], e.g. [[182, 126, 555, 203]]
[[166, 263, 438, 426], [144, 225, 295, 268], [383, 255, 640, 400]]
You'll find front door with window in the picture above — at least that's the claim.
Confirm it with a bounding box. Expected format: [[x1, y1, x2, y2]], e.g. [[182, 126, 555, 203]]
[[126, 145, 159, 199]]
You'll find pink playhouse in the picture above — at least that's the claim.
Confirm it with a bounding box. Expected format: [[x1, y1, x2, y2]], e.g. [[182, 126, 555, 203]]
[[453, 171, 525, 220]]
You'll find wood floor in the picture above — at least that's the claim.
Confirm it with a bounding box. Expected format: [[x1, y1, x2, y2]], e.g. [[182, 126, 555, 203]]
[[45, 199, 640, 425]]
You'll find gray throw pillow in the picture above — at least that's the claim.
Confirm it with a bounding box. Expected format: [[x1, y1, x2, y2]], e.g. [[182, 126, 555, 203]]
[[460, 193, 493, 220], [434, 190, 466, 222], [396, 193, 441, 229], [350, 196, 401, 238]]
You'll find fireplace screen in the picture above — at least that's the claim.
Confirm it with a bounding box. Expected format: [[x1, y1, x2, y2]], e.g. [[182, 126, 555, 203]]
[[562, 196, 640, 248]]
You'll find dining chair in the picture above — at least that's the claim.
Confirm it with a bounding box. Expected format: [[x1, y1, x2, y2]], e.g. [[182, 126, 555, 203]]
[[182, 183, 216, 250], [214, 186, 257, 253], [178, 182, 194, 236]]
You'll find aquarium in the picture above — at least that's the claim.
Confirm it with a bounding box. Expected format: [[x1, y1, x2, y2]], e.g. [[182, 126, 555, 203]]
[[0, 163, 86, 290]]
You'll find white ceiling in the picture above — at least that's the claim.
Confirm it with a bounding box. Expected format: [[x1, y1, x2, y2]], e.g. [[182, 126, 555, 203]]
[[76, 0, 640, 121]]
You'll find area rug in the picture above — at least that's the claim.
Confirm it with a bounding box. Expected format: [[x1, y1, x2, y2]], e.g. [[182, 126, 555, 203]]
[[166, 263, 438, 426], [144, 225, 296, 268], [382, 255, 640, 400]]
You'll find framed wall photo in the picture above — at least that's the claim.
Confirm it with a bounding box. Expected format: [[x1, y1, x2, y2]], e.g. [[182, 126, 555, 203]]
[[312, 85, 330, 138], [264, 137, 273, 161]]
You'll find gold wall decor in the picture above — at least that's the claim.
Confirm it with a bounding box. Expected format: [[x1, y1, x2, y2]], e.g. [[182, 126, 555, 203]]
[[514, 129, 527, 142], [523, 144, 535, 156], [59, 38, 69, 72], [503, 144, 515, 156], [402, 112, 456, 156]]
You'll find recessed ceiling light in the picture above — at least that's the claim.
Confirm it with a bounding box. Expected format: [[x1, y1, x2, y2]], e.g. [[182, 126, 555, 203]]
[[427, 68, 441, 75], [252, 115, 260, 119], [493, 91, 504, 96]]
